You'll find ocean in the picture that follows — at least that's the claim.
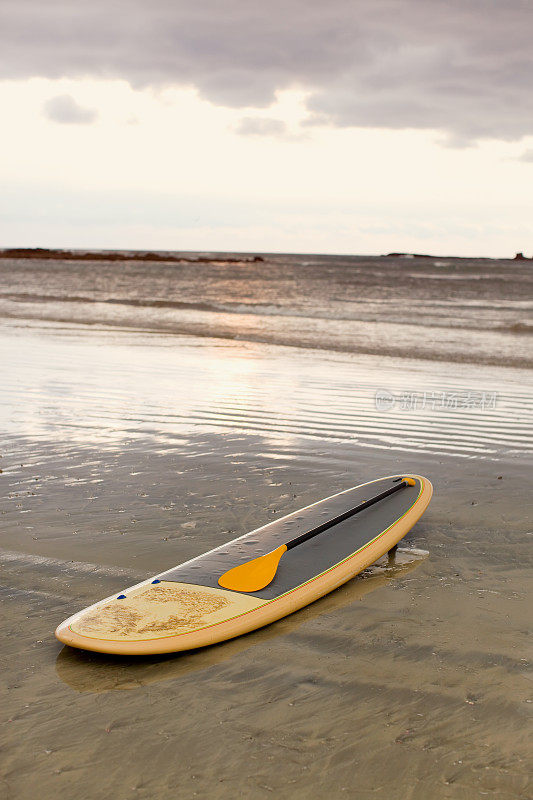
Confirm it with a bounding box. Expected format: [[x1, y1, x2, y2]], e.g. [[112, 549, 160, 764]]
[[1, 251, 531, 366]]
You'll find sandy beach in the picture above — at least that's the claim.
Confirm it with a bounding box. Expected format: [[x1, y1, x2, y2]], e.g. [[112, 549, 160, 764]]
[[1, 252, 532, 799]]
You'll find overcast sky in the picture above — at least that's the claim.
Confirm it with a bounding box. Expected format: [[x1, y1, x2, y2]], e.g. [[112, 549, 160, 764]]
[[1, 0, 532, 255]]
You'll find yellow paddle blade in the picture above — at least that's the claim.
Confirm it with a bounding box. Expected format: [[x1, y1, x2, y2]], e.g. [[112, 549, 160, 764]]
[[218, 545, 288, 592]]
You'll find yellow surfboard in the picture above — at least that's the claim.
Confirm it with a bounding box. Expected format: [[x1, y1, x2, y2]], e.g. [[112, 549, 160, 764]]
[[55, 474, 432, 655]]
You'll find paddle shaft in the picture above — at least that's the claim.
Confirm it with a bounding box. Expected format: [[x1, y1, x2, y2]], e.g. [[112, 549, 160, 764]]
[[285, 480, 409, 551]]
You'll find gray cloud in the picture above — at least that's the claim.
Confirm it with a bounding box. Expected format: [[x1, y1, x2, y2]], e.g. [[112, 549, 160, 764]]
[[517, 149, 533, 162], [3, 0, 533, 142], [43, 94, 98, 124], [235, 117, 288, 137]]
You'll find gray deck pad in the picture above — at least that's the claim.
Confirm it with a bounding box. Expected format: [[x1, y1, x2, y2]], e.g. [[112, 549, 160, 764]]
[[158, 476, 421, 600]]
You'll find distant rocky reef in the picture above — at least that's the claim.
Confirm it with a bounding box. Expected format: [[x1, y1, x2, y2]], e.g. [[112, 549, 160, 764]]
[[385, 251, 532, 260], [385, 252, 434, 258], [0, 247, 264, 264]]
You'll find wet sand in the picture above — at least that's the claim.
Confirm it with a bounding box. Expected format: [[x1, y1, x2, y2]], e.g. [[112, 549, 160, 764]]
[[1, 321, 532, 799]]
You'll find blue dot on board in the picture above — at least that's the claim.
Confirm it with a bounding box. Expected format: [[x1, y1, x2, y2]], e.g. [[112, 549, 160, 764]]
[[117, 594, 126, 599], [152, 579, 161, 584]]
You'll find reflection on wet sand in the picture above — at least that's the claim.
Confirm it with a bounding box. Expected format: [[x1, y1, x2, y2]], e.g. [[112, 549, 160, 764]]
[[56, 549, 428, 693], [2, 320, 532, 459]]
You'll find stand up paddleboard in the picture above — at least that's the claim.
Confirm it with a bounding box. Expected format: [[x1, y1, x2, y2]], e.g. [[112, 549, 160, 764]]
[[55, 474, 432, 655]]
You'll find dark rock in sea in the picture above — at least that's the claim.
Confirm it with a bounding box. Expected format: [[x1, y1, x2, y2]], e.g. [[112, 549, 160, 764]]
[[0, 247, 264, 265], [385, 252, 433, 258], [513, 252, 530, 260]]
